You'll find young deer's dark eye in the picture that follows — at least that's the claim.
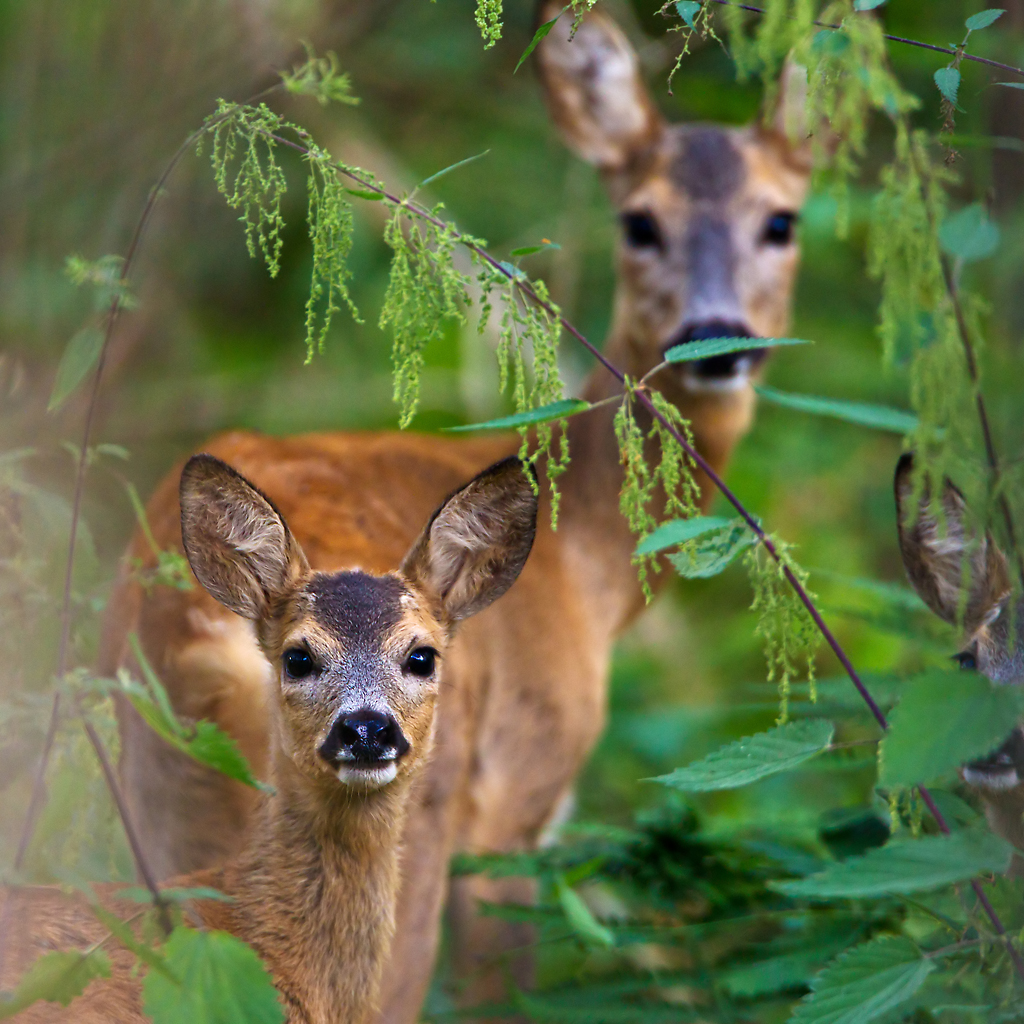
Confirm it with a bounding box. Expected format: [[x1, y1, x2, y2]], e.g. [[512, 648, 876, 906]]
[[953, 651, 978, 671], [283, 648, 315, 679], [621, 211, 662, 249], [405, 647, 437, 678], [763, 211, 797, 245]]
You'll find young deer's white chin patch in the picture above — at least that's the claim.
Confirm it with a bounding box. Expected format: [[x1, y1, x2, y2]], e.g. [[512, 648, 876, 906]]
[[336, 762, 399, 788], [963, 765, 1020, 791], [681, 368, 752, 394]]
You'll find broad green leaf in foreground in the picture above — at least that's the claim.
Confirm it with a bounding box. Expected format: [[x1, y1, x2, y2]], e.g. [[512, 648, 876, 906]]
[[556, 878, 615, 948], [665, 336, 809, 363], [0, 949, 111, 1019], [48, 327, 104, 412], [142, 927, 284, 1024], [879, 669, 1024, 786], [790, 937, 932, 1024], [934, 67, 961, 106], [650, 719, 834, 792], [669, 519, 756, 578], [442, 398, 590, 432], [939, 203, 1000, 263], [635, 515, 733, 556], [774, 830, 1012, 898], [755, 385, 918, 433]]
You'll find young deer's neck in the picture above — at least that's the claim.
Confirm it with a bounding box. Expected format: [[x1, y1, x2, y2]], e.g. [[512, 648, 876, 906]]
[[223, 747, 411, 1024], [556, 321, 755, 635]]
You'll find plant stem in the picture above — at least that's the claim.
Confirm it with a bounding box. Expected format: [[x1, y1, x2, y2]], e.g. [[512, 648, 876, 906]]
[[701, 0, 1024, 79]]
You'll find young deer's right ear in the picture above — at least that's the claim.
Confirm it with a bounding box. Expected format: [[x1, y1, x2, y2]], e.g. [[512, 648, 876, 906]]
[[400, 457, 538, 622], [535, 3, 663, 172], [179, 454, 309, 621], [895, 453, 1010, 632]]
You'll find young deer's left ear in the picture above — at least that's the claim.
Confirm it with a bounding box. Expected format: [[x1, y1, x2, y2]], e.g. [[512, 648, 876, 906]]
[[895, 453, 1010, 632], [757, 58, 813, 169], [180, 454, 309, 620], [401, 457, 538, 622]]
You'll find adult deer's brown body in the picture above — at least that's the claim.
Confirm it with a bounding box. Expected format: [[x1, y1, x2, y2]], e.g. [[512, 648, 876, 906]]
[[3, 454, 536, 1023], [100, 7, 814, 1019]]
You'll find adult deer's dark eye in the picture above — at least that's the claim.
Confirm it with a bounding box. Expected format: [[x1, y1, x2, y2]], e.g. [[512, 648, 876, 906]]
[[621, 211, 662, 249], [283, 648, 315, 679], [763, 211, 797, 245], [405, 647, 437, 677], [953, 651, 978, 671]]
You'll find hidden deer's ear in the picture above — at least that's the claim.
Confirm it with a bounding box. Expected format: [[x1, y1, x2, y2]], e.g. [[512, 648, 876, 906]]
[[180, 454, 309, 621], [758, 58, 813, 168], [535, 3, 663, 172], [401, 457, 538, 622], [895, 453, 1010, 633]]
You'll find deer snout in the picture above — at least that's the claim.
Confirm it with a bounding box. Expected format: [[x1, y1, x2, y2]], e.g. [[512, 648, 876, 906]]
[[963, 726, 1024, 791], [665, 319, 768, 388], [319, 710, 411, 787]]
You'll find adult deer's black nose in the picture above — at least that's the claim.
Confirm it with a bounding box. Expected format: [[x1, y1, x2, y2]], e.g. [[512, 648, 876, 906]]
[[319, 710, 410, 766], [665, 320, 767, 379]]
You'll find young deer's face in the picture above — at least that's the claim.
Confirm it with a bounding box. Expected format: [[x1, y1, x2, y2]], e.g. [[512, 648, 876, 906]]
[[537, 5, 812, 391], [179, 455, 537, 791], [895, 454, 1024, 790]]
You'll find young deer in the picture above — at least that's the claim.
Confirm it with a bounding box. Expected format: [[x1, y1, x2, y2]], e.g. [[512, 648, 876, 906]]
[[894, 454, 1024, 856], [99, 5, 815, 1019], [3, 454, 536, 1024]]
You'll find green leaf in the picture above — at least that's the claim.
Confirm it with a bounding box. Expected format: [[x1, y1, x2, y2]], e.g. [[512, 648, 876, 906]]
[[775, 830, 1013, 898], [878, 670, 1024, 786], [939, 203, 1000, 263], [90, 905, 176, 980], [755, 385, 918, 433], [635, 515, 733, 555], [790, 937, 933, 1024], [509, 240, 561, 257], [934, 67, 961, 106], [556, 878, 615, 948], [965, 8, 1004, 30], [417, 149, 490, 191], [722, 949, 833, 998], [675, 1, 702, 27], [853, 0, 887, 8], [48, 327, 104, 413], [0, 949, 111, 1019], [142, 927, 284, 1024], [650, 719, 834, 792], [442, 398, 591, 432], [664, 336, 809, 363], [514, 8, 566, 73], [668, 520, 757, 578], [117, 886, 234, 905], [343, 187, 384, 200], [997, 82, 1024, 90]]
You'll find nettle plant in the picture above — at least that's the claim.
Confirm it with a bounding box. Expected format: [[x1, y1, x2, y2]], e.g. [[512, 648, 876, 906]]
[[3, 2, 1024, 1022]]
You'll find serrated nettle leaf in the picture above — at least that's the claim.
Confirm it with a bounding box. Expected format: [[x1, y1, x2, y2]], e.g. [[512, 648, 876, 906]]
[[775, 830, 1013, 898], [934, 67, 961, 106], [755, 385, 918, 434], [676, 1, 702, 27], [634, 515, 733, 556], [791, 937, 932, 1024], [48, 327, 104, 413], [668, 521, 757, 578], [515, 8, 566, 73], [0, 949, 111, 1019], [965, 8, 1004, 30], [853, 0, 887, 8], [939, 203, 1000, 263], [664, 336, 809, 363], [650, 719, 834, 792], [722, 948, 834, 998], [556, 878, 615, 948], [443, 398, 590, 432], [142, 927, 284, 1024], [879, 669, 1024, 787]]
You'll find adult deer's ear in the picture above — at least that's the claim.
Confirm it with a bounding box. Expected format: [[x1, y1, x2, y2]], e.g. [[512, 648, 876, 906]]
[[535, 2, 663, 172], [401, 457, 538, 622], [895, 453, 1010, 633], [180, 454, 309, 620]]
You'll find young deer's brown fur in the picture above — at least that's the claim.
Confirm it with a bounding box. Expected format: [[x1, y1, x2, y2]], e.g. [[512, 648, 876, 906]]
[[99, 6, 816, 1019], [895, 454, 1024, 860], [3, 454, 536, 1024]]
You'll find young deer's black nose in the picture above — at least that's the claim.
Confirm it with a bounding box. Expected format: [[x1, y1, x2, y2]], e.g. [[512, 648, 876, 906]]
[[320, 710, 410, 766], [666, 320, 767, 379]]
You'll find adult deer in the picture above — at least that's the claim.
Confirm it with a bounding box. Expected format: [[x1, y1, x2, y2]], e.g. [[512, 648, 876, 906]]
[[895, 454, 1024, 860], [100, 4, 814, 1019], [2, 454, 536, 1023]]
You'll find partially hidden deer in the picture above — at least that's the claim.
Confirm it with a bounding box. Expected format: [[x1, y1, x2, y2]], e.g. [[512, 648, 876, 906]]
[[98, 5, 816, 1019], [895, 453, 1024, 860], [2, 454, 536, 1023]]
